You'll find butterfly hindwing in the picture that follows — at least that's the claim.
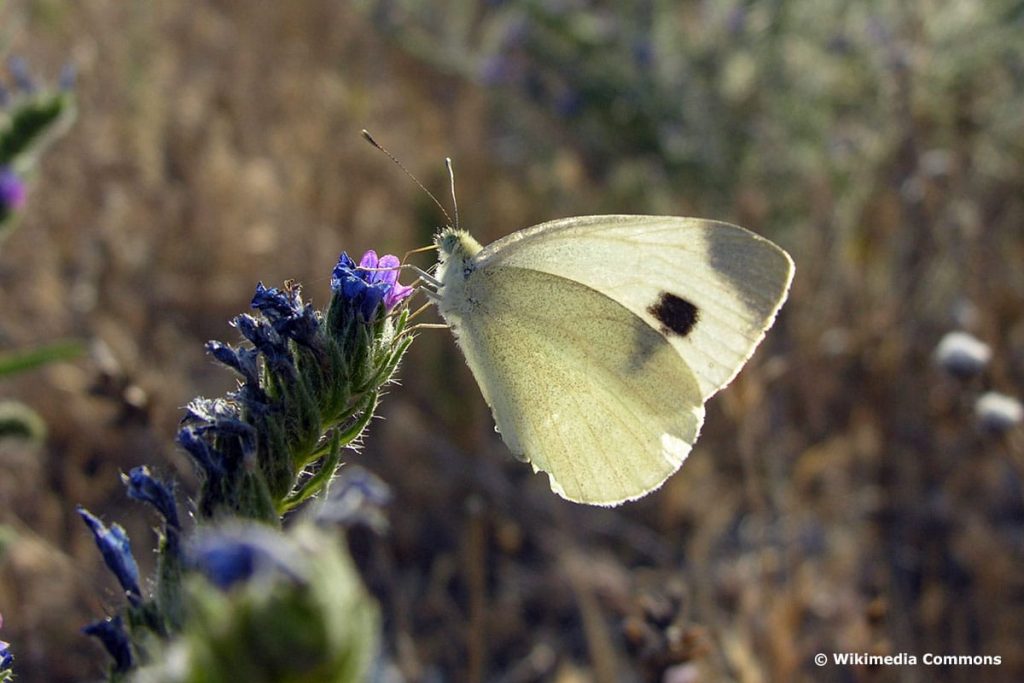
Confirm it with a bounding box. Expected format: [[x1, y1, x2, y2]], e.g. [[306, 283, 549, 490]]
[[445, 264, 705, 505]]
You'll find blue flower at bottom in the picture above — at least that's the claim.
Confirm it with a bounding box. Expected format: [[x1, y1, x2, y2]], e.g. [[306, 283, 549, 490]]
[[82, 616, 133, 673]]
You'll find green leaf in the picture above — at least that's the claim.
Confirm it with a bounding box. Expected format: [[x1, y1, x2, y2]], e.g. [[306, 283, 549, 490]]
[[0, 338, 83, 377]]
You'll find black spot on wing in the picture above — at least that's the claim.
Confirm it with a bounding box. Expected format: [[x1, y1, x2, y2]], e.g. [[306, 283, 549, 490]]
[[648, 292, 699, 337]]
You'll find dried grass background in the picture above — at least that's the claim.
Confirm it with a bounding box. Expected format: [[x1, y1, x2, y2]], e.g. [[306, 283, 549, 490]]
[[0, 1, 1022, 682]]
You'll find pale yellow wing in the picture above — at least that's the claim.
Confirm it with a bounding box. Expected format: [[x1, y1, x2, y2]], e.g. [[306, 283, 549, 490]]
[[475, 215, 794, 400], [445, 265, 705, 506]]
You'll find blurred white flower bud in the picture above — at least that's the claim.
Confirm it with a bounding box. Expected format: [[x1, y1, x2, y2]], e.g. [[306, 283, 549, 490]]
[[975, 392, 1023, 433], [935, 331, 991, 379]]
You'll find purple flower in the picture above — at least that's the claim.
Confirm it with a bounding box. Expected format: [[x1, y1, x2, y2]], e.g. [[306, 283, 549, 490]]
[[331, 250, 413, 321], [359, 251, 415, 310], [59, 62, 77, 91], [315, 465, 391, 532], [6, 57, 35, 94], [480, 55, 511, 85], [0, 168, 26, 212], [77, 508, 142, 606]]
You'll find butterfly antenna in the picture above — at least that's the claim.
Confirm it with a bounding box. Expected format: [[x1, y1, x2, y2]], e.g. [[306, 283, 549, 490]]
[[446, 157, 459, 230], [362, 129, 454, 227]]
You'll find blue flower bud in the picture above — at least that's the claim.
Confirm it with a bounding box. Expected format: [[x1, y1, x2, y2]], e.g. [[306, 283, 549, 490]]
[[77, 508, 142, 606], [232, 314, 294, 377], [206, 341, 260, 386], [176, 426, 226, 479], [123, 466, 180, 531], [250, 281, 296, 321], [250, 282, 322, 346], [186, 399, 257, 458], [82, 616, 133, 673]]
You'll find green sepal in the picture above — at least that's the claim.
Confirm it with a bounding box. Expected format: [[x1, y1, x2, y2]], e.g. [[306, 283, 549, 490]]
[[0, 399, 46, 441], [279, 432, 344, 514], [0, 90, 76, 166]]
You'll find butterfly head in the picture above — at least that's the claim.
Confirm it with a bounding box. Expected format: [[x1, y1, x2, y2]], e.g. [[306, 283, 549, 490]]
[[435, 227, 482, 260], [434, 226, 483, 283]]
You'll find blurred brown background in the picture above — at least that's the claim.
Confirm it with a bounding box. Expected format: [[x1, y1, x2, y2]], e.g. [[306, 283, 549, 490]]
[[0, 1, 1022, 681]]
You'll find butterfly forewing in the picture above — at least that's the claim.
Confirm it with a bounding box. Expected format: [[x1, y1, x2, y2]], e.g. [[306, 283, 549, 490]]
[[474, 215, 794, 400]]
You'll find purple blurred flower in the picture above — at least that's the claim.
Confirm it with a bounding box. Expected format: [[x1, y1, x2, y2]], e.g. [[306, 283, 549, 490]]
[[188, 524, 301, 590], [59, 63, 77, 91], [6, 57, 35, 94], [0, 612, 11, 673], [315, 465, 392, 532], [0, 168, 26, 212], [480, 55, 511, 85], [632, 39, 654, 68]]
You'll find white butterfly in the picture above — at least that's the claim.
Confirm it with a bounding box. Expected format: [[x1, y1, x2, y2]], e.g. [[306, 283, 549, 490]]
[[429, 214, 794, 506]]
